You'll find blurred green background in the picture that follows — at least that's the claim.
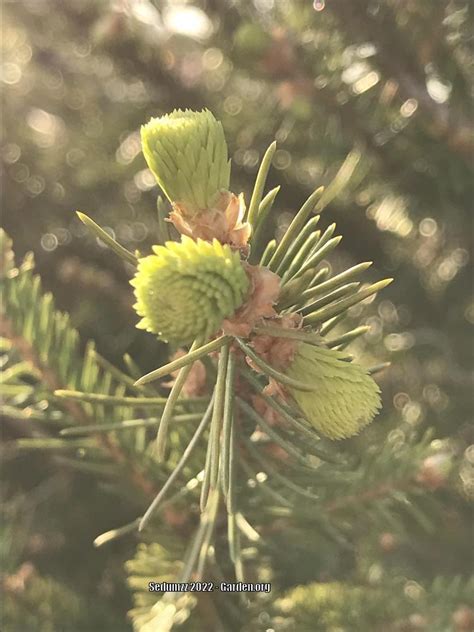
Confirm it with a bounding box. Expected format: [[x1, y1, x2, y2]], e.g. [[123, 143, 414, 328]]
[[1, 0, 473, 630]]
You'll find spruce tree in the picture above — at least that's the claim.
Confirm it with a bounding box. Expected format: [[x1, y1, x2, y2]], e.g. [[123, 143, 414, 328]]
[[2, 2, 472, 631]]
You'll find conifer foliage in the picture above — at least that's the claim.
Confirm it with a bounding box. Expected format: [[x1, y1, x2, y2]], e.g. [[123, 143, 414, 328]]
[[1, 2, 472, 630]]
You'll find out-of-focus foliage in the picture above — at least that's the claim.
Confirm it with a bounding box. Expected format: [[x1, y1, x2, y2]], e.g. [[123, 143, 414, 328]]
[[2, 565, 128, 632], [2, 0, 473, 630], [260, 577, 474, 631]]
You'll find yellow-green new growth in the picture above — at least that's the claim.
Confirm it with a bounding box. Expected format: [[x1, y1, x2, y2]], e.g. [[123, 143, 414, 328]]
[[131, 237, 249, 345], [287, 343, 381, 440], [141, 109, 231, 213]]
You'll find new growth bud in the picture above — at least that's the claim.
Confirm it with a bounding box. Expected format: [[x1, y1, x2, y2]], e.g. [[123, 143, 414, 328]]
[[286, 343, 381, 440], [141, 109, 250, 248], [131, 237, 249, 345], [141, 109, 230, 214]]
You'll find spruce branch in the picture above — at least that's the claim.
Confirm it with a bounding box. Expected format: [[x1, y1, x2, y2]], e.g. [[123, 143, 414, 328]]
[[0, 313, 156, 499], [2, 107, 398, 625]]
